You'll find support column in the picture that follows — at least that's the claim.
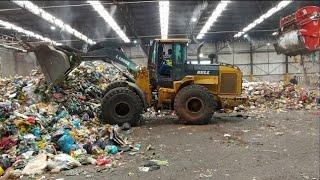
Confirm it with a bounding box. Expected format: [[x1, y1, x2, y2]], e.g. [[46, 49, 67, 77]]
[[284, 55, 289, 84], [249, 43, 254, 82], [232, 41, 235, 65], [300, 55, 310, 86]]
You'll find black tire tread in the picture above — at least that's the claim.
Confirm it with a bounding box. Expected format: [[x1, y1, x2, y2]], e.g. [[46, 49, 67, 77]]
[[174, 84, 215, 124], [103, 81, 128, 95], [101, 87, 143, 125]]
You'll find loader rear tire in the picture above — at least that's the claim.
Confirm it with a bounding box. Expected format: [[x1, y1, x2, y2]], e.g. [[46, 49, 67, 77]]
[[101, 87, 143, 125], [174, 85, 215, 125]]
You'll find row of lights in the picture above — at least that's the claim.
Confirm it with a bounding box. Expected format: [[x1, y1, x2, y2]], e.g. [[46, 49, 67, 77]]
[[12, 0, 96, 45], [196, 1, 231, 39], [0, 0, 134, 46], [0, 19, 60, 46], [0, 43, 27, 52], [159, 1, 169, 39], [161, 0, 291, 40], [234, 0, 293, 38], [87, 1, 130, 43], [2, 0, 294, 47], [6, 0, 161, 44]]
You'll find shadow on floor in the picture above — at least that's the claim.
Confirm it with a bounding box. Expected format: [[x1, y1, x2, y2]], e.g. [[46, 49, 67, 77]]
[[139, 113, 247, 127]]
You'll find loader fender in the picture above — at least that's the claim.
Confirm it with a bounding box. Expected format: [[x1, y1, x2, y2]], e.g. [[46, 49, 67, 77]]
[[104, 81, 147, 110]]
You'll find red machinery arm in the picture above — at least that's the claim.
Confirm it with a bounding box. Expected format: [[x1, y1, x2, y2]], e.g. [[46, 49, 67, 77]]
[[274, 6, 320, 56]]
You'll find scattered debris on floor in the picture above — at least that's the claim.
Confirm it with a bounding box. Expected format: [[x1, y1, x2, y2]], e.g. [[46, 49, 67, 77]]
[[139, 159, 168, 172], [0, 62, 143, 178], [199, 169, 214, 178]]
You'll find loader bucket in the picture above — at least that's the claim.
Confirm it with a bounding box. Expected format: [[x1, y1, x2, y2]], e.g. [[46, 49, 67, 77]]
[[33, 44, 71, 84]]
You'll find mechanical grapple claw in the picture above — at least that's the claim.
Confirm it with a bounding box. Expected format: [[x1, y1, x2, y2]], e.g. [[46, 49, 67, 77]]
[[274, 6, 320, 56]]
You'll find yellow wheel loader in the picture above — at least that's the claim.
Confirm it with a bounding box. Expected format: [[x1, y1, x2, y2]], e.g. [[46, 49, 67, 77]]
[[33, 39, 245, 125]]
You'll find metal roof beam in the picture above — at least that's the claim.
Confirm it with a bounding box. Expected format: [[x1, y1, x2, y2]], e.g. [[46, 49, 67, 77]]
[[116, 2, 148, 55]]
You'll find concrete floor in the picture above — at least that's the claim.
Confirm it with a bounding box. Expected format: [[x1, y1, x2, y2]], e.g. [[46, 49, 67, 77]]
[[43, 110, 319, 180]]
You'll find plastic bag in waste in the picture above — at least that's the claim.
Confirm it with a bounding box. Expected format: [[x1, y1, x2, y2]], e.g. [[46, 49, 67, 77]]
[[22, 153, 47, 175], [57, 131, 78, 154], [47, 153, 81, 172]]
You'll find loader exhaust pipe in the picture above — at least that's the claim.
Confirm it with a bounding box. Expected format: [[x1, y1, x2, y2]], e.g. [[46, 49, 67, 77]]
[[197, 42, 204, 63]]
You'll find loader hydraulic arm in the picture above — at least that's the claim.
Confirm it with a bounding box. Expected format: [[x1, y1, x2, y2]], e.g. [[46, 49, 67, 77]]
[[84, 41, 140, 73]]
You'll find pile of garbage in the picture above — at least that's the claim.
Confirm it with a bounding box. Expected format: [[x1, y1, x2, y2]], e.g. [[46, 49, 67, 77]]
[[236, 81, 318, 112], [0, 61, 139, 178]]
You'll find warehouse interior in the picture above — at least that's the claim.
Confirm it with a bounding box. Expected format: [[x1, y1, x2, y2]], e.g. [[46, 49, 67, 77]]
[[0, 1, 319, 179]]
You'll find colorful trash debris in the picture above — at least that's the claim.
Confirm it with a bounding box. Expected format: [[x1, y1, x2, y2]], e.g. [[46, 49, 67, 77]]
[[0, 62, 137, 177]]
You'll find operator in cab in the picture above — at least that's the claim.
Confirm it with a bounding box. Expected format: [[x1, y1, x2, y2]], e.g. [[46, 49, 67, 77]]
[[159, 49, 173, 76]]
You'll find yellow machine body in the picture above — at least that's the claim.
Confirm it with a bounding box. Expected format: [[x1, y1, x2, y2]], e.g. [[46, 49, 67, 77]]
[[135, 63, 245, 110]]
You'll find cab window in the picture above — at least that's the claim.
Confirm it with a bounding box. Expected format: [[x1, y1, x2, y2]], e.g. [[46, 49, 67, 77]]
[[149, 42, 157, 64], [173, 43, 186, 64], [151, 45, 156, 64]]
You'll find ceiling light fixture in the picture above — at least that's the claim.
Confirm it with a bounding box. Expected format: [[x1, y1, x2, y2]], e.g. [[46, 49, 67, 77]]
[[0, 19, 61, 45], [159, 1, 169, 39], [196, 1, 231, 39], [0, 44, 27, 52], [12, 0, 95, 45], [87, 1, 130, 43], [272, 32, 278, 36], [234, 0, 293, 38]]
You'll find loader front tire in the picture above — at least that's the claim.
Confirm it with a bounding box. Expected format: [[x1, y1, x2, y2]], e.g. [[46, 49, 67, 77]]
[[101, 87, 143, 125], [174, 85, 215, 124]]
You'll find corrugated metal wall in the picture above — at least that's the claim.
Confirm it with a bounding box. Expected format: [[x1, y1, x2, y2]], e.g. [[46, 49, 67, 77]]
[[186, 41, 320, 83]]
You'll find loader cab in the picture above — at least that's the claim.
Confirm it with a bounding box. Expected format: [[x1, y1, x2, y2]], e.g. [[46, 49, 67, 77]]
[[148, 39, 188, 89]]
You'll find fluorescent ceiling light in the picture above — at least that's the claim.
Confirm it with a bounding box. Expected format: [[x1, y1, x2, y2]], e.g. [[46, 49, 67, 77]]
[[272, 32, 278, 36], [234, 0, 293, 38], [0, 44, 27, 52], [159, 1, 169, 39], [196, 1, 231, 39], [87, 1, 130, 43], [0, 19, 61, 46], [12, 0, 95, 45]]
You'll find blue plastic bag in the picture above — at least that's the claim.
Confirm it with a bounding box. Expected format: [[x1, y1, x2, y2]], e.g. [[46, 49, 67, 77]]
[[31, 127, 41, 139], [71, 119, 81, 129], [106, 145, 118, 155], [57, 131, 78, 153]]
